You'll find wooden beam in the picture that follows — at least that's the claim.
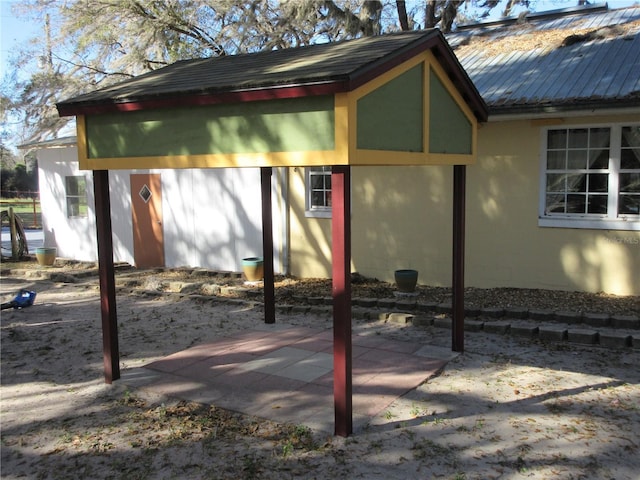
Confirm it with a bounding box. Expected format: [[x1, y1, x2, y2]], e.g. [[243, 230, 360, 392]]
[[9, 208, 18, 260], [452, 165, 466, 353], [261, 167, 275, 324], [331, 165, 352, 437], [58, 83, 346, 116], [93, 170, 120, 384]]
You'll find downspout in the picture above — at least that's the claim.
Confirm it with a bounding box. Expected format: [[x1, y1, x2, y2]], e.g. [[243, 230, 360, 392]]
[[276, 167, 290, 275]]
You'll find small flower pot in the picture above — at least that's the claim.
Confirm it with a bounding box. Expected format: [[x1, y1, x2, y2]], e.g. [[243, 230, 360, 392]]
[[394, 269, 418, 293], [242, 257, 264, 282], [35, 247, 57, 267]]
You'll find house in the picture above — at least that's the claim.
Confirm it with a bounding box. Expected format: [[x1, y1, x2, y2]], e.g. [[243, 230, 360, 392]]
[[286, 3, 639, 295], [35, 3, 638, 295], [27, 137, 285, 272]]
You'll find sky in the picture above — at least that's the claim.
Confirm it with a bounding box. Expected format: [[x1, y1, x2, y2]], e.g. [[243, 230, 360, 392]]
[[0, 0, 36, 78], [2, 0, 638, 73]]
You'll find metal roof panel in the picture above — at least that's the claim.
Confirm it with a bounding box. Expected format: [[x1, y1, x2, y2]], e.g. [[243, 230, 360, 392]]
[[450, 5, 640, 113]]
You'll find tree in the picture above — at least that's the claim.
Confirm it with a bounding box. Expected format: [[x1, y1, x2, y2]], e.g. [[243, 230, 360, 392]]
[[5, 0, 527, 146], [0, 162, 38, 197], [0, 143, 18, 170]]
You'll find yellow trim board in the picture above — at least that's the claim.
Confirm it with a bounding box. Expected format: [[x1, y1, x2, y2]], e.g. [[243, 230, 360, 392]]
[[334, 93, 351, 165], [427, 56, 478, 158], [428, 51, 477, 128], [79, 149, 346, 171], [76, 115, 89, 167], [350, 54, 426, 100]]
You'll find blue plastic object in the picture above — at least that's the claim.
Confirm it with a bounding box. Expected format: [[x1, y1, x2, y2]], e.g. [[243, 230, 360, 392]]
[[1, 289, 36, 310]]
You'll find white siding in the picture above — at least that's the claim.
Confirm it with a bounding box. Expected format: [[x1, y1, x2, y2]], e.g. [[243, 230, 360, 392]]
[[37, 146, 279, 272]]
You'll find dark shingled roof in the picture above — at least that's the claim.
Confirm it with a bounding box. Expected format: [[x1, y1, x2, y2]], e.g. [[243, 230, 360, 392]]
[[56, 4, 640, 121], [56, 29, 488, 121]]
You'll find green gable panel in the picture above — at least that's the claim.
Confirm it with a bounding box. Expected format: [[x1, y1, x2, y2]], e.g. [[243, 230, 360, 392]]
[[356, 64, 423, 152], [429, 69, 472, 154], [86, 96, 335, 158]]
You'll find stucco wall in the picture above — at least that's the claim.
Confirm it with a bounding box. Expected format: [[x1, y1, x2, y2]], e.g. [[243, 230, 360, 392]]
[[288, 114, 640, 295], [288, 163, 454, 282], [468, 115, 639, 295], [350, 165, 454, 285], [288, 167, 334, 277]]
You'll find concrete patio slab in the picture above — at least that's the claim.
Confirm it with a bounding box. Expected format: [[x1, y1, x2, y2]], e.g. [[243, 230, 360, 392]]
[[121, 325, 449, 434]]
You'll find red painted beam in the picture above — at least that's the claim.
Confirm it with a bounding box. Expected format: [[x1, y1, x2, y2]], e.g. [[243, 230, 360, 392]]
[[452, 165, 466, 353], [261, 167, 275, 324], [57, 82, 347, 116], [331, 165, 352, 437], [93, 170, 120, 383]]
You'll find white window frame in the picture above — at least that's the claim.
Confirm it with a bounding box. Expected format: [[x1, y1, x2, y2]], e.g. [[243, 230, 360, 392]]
[[65, 175, 88, 219], [305, 166, 332, 218], [538, 123, 640, 231]]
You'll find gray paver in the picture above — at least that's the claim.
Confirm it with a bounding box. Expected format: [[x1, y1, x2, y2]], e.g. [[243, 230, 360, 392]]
[[539, 325, 568, 342], [483, 320, 510, 334], [464, 319, 484, 332], [433, 317, 451, 329], [567, 329, 599, 345], [611, 315, 640, 329], [599, 333, 631, 348], [510, 323, 539, 338], [583, 313, 610, 327]]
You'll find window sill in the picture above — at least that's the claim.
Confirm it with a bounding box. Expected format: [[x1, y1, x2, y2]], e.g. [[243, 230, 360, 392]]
[[305, 209, 331, 219], [538, 217, 640, 231]]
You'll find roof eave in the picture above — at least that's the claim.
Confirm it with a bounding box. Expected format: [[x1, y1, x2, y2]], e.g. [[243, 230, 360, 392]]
[[56, 80, 350, 117], [429, 35, 489, 122], [17, 136, 78, 150], [487, 98, 640, 120]]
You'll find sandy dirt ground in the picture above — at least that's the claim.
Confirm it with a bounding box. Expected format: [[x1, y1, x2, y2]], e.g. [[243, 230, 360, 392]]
[[1, 273, 639, 479]]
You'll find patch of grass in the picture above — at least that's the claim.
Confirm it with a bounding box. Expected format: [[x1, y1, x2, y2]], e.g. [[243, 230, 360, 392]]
[[423, 416, 447, 426], [282, 440, 294, 457], [410, 402, 426, 417], [498, 452, 529, 473], [545, 400, 573, 414], [242, 454, 261, 479], [488, 353, 511, 365], [369, 439, 384, 452], [473, 418, 486, 431], [120, 389, 146, 407], [411, 438, 458, 465]]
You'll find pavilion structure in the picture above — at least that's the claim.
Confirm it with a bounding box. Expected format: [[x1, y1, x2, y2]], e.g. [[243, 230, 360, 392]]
[[57, 29, 487, 436]]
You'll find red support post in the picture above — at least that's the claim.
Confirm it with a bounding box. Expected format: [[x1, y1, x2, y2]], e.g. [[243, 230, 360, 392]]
[[331, 165, 352, 437], [452, 165, 466, 353], [93, 170, 120, 384], [261, 167, 275, 324]]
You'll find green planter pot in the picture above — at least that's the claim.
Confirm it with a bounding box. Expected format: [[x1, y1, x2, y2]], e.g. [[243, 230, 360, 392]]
[[394, 269, 418, 293], [242, 257, 264, 282], [35, 247, 57, 266]]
